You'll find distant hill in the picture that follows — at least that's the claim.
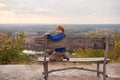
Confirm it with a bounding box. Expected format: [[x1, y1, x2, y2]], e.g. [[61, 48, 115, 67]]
[[0, 24, 120, 34]]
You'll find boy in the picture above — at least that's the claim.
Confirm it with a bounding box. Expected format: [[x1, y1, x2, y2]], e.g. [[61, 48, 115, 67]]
[[43, 25, 69, 61]]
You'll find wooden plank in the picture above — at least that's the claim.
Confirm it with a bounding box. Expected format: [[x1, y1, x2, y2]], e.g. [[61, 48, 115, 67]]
[[37, 57, 111, 62], [47, 67, 103, 74], [32, 37, 114, 51]]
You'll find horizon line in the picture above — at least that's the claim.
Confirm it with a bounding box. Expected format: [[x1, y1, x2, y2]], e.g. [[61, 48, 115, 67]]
[[0, 23, 120, 25]]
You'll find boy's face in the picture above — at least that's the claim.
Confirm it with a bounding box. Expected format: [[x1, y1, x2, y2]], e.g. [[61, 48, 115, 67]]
[[56, 28, 62, 34]]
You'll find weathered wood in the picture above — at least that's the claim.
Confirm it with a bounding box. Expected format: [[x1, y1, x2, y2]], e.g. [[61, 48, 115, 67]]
[[38, 57, 110, 62], [30, 36, 114, 80], [103, 36, 109, 80], [32, 37, 114, 51], [97, 62, 100, 77], [47, 67, 103, 74], [43, 62, 48, 80]]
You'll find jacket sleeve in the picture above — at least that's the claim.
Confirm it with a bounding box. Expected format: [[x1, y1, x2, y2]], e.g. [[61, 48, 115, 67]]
[[48, 34, 65, 41]]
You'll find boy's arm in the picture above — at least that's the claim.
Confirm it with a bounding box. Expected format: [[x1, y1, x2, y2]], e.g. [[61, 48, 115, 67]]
[[48, 34, 65, 41], [43, 33, 49, 37]]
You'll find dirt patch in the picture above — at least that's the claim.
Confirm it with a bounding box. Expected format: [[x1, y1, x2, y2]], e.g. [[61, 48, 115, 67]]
[[0, 63, 120, 80]]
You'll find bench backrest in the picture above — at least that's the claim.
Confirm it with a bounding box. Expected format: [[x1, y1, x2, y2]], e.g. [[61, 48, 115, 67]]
[[26, 36, 114, 51], [25, 36, 114, 63]]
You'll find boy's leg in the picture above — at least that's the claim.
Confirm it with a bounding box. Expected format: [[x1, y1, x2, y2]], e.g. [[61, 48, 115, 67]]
[[46, 49, 54, 55], [49, 52, 64, 61], [63, 54, 69, 61]]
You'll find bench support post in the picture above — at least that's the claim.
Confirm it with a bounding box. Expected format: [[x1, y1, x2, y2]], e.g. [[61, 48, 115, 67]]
[[97, 62, 100, 77], [43, 62, 48, 80], [43, 38, 48, 80], [103, 60, 107, 80], [103, 36, 109, 80]]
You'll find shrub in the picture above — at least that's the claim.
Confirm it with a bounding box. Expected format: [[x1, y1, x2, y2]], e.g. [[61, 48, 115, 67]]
[[0, 32, 32, 64]]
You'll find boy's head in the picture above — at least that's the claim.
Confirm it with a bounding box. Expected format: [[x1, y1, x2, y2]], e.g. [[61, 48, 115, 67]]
[[56, 25, 65, 34]]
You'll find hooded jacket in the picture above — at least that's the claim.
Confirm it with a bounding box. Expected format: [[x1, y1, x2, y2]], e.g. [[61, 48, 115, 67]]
[[48, 32, 66, 52]]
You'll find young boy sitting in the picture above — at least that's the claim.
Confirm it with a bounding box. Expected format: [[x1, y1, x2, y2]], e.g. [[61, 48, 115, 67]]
[[43, 25, 69, 61]]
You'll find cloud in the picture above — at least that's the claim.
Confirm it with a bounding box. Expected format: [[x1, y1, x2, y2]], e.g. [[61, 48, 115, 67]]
[[0, 10, 18, 23], [0, 3, 6, 7], [34, 8, 54, 14], [0, 0, 120, 24]]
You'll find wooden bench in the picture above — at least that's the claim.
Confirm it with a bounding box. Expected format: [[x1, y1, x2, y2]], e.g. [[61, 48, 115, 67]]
[[26, 36, 114, 80]]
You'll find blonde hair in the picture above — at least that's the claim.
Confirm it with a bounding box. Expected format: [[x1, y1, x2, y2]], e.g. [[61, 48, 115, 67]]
[[56, 25, 65, 33]]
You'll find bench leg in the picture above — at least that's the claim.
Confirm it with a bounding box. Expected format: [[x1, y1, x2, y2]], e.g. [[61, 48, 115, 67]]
[[97, 62, 100, 77], [43, 62, 48, 80], [103, 61, 107, 80]]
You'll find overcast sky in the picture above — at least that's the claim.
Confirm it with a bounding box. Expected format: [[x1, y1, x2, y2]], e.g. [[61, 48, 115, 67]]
[[0, 0, 120, 24]]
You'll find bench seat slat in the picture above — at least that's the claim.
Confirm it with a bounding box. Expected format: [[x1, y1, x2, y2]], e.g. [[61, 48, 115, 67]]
[[37, 57, 110, 62]]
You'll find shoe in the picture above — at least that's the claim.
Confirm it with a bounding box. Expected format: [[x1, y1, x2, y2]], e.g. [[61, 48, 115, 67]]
[[66, 58, 69, 61]]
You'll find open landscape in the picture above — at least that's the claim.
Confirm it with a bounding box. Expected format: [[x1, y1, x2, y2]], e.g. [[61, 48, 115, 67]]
[[0, 0, 120, 80], [0, 24, 120, 80]]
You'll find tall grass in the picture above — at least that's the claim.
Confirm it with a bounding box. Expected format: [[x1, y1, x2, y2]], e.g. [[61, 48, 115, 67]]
[[108, 29, 120, 61]]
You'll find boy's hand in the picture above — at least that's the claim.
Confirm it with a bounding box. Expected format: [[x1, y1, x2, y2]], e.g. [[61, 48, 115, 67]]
[[43, 33, 49, 37]]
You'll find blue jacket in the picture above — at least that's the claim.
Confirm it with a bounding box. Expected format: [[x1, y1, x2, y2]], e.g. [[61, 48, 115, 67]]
[[48, 33, 66, 52]]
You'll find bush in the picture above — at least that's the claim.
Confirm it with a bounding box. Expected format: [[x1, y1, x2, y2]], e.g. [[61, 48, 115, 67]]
[[108, 29, 120, 61], [74, 48, 104, 58], [0, 32, 32, 64]]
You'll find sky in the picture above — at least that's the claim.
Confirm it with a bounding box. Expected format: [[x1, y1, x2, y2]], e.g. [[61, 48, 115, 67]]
[[0, 0, 120, 24]]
